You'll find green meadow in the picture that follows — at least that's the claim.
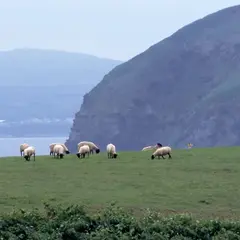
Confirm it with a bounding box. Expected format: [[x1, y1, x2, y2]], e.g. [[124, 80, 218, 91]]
[[0, 147, 239, 219]]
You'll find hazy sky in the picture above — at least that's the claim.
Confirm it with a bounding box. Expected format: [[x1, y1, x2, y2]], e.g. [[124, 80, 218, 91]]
[[0, 0, 239, 60]]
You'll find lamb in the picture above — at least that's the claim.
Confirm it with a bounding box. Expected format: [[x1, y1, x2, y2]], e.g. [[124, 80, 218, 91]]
[[77, 141, 100, 154], [53, 144, 65, 159], [106, 143, 118, 158], [20, 143, 29, 157], [151, 146, 172, 160], [76, 145, 90, 159], [23, 146, 35, 161], [49, 143, 70, 156]]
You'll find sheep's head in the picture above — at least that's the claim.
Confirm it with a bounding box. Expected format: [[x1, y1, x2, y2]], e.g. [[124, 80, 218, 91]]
[[24, 155, 30, 161], [76, 153, 80, 158], [96, 149, 100, 154], [156, 143, 162, 147], [113, 153, 118, 158], [66, 150, 70, 154], [151, 155, 155, 160]]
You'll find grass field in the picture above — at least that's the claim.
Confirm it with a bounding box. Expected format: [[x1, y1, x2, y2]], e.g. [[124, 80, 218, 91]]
[[0, 147, 240, 219]]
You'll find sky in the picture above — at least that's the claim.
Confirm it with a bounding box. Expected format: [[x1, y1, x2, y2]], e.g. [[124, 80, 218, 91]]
[[0, 0, 239, 61]]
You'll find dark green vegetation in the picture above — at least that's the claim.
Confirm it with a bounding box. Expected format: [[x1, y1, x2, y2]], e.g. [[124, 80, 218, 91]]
[[1, 204, 240, 239], [66, 4, 240, 151], [0, 148, 240, 220], [0, 49, 122, 137]]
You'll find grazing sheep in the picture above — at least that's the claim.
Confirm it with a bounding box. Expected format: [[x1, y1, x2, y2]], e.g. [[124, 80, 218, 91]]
[[77, 141, 100, 154], [53, 144, 65, 159], [106, 143, 118, 158], [142, 146, 155, 151], [76, 145, 90, 159], [151, 146, 172, 160], [23, 146, 35, 161], [20, 143, 29, 157], [142, 143, 162, 151], [49, 143, 70, 156]]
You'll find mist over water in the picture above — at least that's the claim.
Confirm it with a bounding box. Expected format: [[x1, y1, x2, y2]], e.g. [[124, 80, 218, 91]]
[[0, 137, 67, 157]]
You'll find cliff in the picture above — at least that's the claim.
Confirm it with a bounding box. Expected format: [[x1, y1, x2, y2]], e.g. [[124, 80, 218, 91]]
[[66, 5, 240, 151]]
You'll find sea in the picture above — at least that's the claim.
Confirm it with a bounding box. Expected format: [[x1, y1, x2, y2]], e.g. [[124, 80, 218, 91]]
[[0, 137, 67, 157]]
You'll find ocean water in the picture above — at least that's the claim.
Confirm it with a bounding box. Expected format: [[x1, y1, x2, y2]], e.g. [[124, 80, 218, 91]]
[[0, 137, 67, 157]]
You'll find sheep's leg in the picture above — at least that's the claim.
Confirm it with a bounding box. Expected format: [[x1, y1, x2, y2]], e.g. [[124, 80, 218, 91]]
[[20, 151, 22, 158], [168, 153, 172, 159], [33, 153, 35, 161], [162, 155, 165, 159]]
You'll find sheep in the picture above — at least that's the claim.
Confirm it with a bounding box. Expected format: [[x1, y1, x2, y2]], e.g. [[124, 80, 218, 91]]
[[77, 141, 100, 154], [20, 143, 29, 157], [49, 143, 70, 156], [151, 146, 172, 160], [53, 144, 65, 159], [23, 146, 35, 161], [142, 143, 162, 151], [76, 145, 90, 159], [142, 146, 155, 151], [106, 143, 118, 158]]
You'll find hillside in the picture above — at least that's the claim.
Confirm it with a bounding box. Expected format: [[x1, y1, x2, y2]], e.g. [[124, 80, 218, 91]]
[[0, 147, 240, 218], [66, 5, 240, 150], [2, 147, 240, 237], [0, 49, 122, 137]]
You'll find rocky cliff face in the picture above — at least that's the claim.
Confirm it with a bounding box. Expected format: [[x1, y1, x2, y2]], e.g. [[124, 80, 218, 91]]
[[66, 5, 240, 151]]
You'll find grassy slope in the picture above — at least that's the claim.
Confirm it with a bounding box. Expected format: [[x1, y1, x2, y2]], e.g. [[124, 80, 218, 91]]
[[0, 147, 239, 219]]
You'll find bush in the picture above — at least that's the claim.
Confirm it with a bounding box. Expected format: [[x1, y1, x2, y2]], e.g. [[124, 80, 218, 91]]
[[0, 203, 240, 239]]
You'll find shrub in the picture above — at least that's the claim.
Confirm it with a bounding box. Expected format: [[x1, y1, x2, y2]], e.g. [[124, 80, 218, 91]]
[[0, 203, 240, 239]]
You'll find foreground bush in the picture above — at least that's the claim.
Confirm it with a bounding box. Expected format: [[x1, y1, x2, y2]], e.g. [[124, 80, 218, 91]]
[[0, 203, 240, 239]]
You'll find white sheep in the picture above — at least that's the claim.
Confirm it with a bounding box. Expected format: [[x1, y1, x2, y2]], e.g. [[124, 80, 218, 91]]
[[76, 145, 90, 159], [142, 146, 155, 151], [23, 146, 35, 161], [77, 141, 100, 154], [53, 144, 65, 159], [142, 143, 162, 151], [151, 146, 172, 160], [49, 143, 70, 156], [20, 143, 29, 157], [106, 143, 118, 158]]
